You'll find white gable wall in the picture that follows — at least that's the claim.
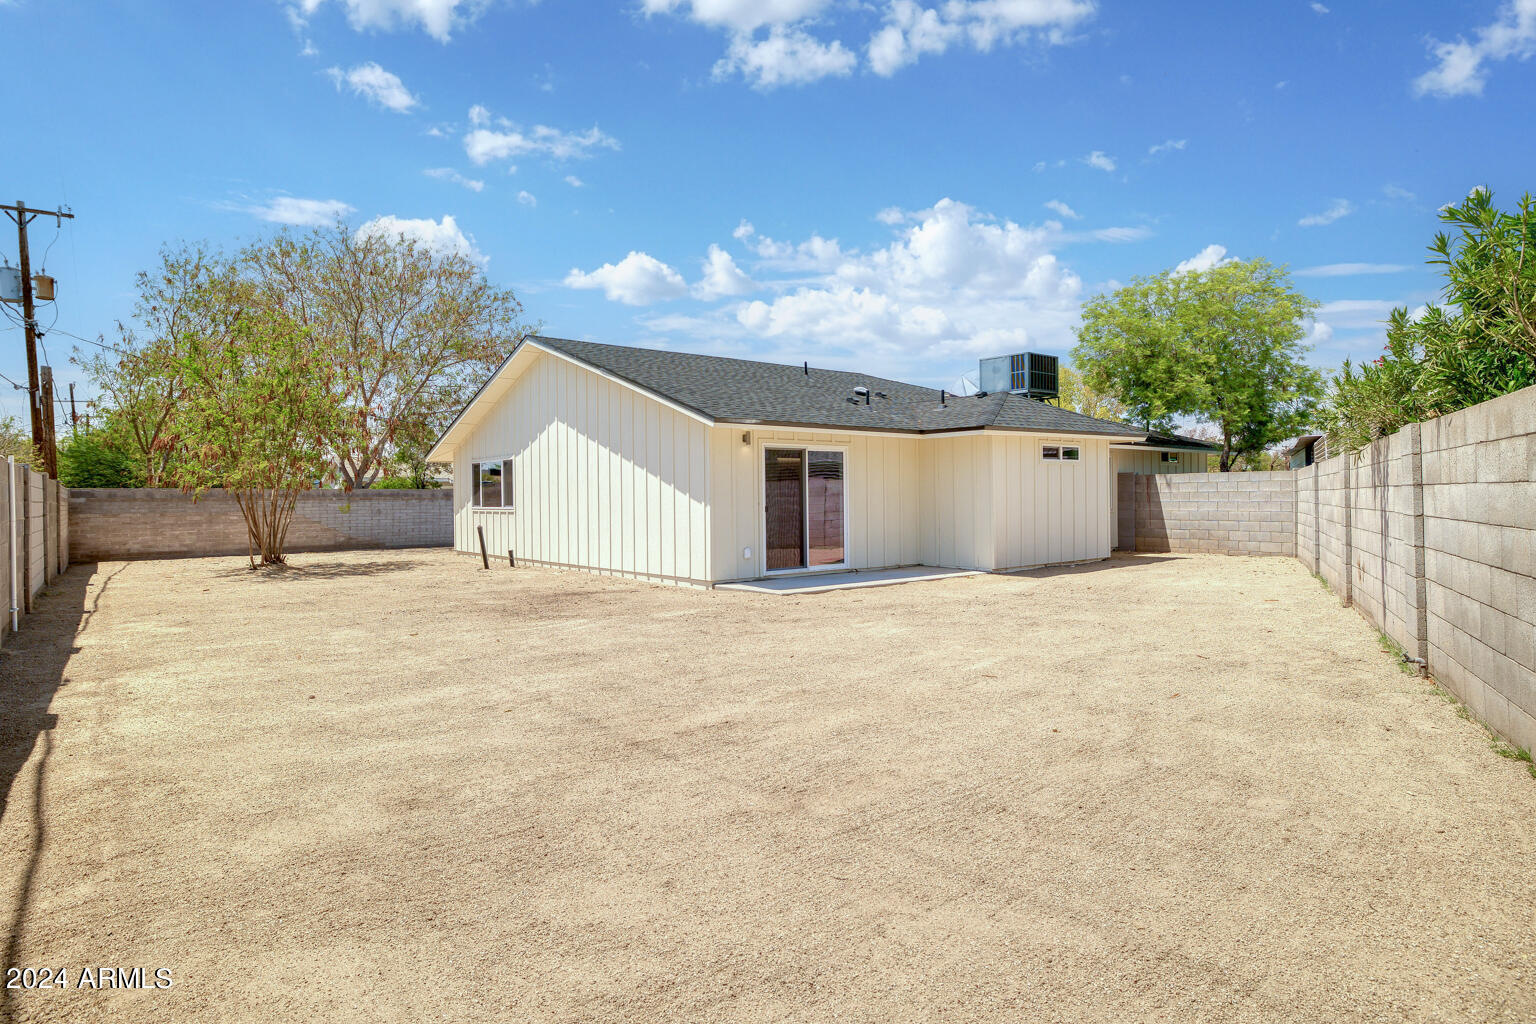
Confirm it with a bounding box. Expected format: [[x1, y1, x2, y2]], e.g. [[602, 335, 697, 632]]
[[453, 351, 713, 584]]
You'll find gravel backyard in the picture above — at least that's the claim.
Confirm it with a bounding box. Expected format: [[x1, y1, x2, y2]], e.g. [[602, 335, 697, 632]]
[[1, 549, 1533, 1023]]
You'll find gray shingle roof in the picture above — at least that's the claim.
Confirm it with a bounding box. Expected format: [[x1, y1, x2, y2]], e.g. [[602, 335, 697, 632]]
[[533, 336, 1144, 438]]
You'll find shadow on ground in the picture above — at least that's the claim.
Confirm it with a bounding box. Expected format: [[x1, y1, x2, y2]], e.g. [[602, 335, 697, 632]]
[[211, 557, 428, 581], [0, 563, 109, 1024]]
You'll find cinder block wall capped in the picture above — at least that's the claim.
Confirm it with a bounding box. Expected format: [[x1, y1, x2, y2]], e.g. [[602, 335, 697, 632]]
[[1133, 471, 1297, 557], [67, 488, 452, 562]]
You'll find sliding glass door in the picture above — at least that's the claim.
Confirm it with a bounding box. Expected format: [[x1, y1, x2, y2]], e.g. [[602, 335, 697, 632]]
[[764, 447, 845, 571]]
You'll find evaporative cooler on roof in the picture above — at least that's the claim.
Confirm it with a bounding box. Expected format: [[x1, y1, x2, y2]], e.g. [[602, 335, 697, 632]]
[[979, 351, 1060, 401]]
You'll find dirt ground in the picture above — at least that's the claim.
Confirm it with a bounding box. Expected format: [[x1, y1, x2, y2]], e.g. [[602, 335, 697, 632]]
[[1, 549, 1533, 1024]]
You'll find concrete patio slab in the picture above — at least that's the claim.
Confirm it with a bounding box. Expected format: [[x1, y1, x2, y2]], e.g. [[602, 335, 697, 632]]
[[716, 565, 982, 594]]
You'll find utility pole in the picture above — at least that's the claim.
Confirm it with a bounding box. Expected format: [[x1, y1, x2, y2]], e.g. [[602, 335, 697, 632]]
[[40, 366, 57, 475], [69, 381, 78, 434], [2, 200, 75, 478]]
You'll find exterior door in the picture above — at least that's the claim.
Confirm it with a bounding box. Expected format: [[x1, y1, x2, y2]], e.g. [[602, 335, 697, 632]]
[[764, 447, 845, 571]]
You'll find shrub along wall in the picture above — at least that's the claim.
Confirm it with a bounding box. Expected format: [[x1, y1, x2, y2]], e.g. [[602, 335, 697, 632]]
[[68, 488, 452, 562], [2, 461, 70, 651]]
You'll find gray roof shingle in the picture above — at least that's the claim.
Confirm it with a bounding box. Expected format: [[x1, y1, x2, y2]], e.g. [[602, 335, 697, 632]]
[[533, 335, 1145, 438]]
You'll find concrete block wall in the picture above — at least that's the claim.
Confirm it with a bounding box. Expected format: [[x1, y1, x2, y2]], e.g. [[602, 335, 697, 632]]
[[1345, 428, 1426, 665], [2, 463, 69, 650], [1133, 471, 1296, 556], [68, 488, 453, 562], [1417, 387, 1536, 752]]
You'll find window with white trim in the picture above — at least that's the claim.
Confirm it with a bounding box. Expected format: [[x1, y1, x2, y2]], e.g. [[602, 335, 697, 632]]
[[1161, 451, 1179, 464], [471, 458, 514, 508], [1041, 444, 1080, 462]]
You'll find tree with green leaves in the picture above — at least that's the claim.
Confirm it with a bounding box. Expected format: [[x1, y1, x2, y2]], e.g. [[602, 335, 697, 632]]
[[75, 243, 234, 486], [0, 415, 39, 469], [165, 300, 343, 567], [58, 429, 143, 487], [1073, 257, 1322, 470], [1322, 189, 1536, 453], [246, 223, 529, 488], [1052, 364, 1126, 421]]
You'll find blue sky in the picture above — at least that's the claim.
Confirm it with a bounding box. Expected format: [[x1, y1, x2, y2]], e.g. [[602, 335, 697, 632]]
[[4, 0, 1535, 420]]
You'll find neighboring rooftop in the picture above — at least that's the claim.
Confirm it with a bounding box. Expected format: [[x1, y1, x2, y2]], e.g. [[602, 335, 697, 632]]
[[531, 335, 1144, 438]]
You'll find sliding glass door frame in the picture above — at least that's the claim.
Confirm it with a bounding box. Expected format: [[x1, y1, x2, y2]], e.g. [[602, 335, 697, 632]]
[[758, 440, 850, 576]]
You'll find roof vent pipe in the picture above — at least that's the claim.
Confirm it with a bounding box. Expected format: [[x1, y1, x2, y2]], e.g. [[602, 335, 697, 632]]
[[941, 389, 947, 406], [803, 361, 808, 376]]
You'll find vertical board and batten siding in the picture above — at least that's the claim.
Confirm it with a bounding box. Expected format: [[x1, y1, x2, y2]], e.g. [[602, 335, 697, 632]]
[[708, 428, 921, 582], [1110, 449, 1211, 476], [917, 434, 1112, 571], [917, 435, 995, 570], [453, 352, 712, 584], [992, 435, 1113, 570]]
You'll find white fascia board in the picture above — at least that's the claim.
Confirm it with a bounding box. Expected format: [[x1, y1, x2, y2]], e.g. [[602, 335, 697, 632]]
[[529, 339, 716, 427], [427, 338, 717, 462]]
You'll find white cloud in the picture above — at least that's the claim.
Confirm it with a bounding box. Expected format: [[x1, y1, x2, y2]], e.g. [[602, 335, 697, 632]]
[[1310, 2, 1329, 12], [516, 190, 537, 207], [875, 206, 907, 225], [564, 175, 585, 188], [1306, 320, 1334, 345], [423, 167, 484, 191], [640, 0, 832, 32], [1382, 184, 1417, 201], [713, 26, 857, 88], [324, 61, 419, 112], [243, 196, 355, 226], [868, 0, 1096, 74], [1315, 299, 1400, 327], [356, 213, 486, 265], [287, 0, 477, 42], [463, 110, 621, 165], [649, 0, 1094, 85], [1043, 199, 1080, 220], [1147, 138, 1186, 156], [1298, 198, 1354, 226], [1084, 150, 1116, 172], [693, 244, 756, 299], [565, 251, 689, 305], [1295, 262, 1410, 277], [1414, 0, 1536, 97], [728, 198, 1083, 366], [1173, 244, 1231, 275], [1090, 226, 1151, 243], [733, 221, 844, 270]]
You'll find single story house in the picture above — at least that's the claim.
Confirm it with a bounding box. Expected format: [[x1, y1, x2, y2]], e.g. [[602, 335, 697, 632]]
[[1284, 434, 1329, 468], [428, 336, 1216, 586]]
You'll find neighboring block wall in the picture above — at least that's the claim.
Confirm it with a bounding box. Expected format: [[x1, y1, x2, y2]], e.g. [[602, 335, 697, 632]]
[[1293, 385, 1536, 753], [69, 489, 452, 562], [1133, 471, 1296, 556], [2, 463, 69, 650], [1418, 389, 1536, 752]]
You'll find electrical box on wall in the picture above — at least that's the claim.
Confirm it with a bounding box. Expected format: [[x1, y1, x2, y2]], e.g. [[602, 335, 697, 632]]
[[742, 546, 752, 560]]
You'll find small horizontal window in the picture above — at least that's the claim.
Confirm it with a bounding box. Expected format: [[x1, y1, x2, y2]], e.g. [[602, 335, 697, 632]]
[[471, 458, 514, 508], [1042, 444, 1081, 462], [1161, 451, 1179, 463]]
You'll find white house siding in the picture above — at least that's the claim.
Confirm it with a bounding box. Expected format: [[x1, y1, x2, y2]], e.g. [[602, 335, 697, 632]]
[[1111, 449, 1211, 476], [708, 427, 921, 582], [992, 435, 1113, 569], [916, 434, 1113, 571], [917, 435, 997, 570], [453, 352, 713, 584]]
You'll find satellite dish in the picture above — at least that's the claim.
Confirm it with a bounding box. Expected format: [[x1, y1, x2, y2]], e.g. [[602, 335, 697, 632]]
[[949, 371, 979, 397]]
